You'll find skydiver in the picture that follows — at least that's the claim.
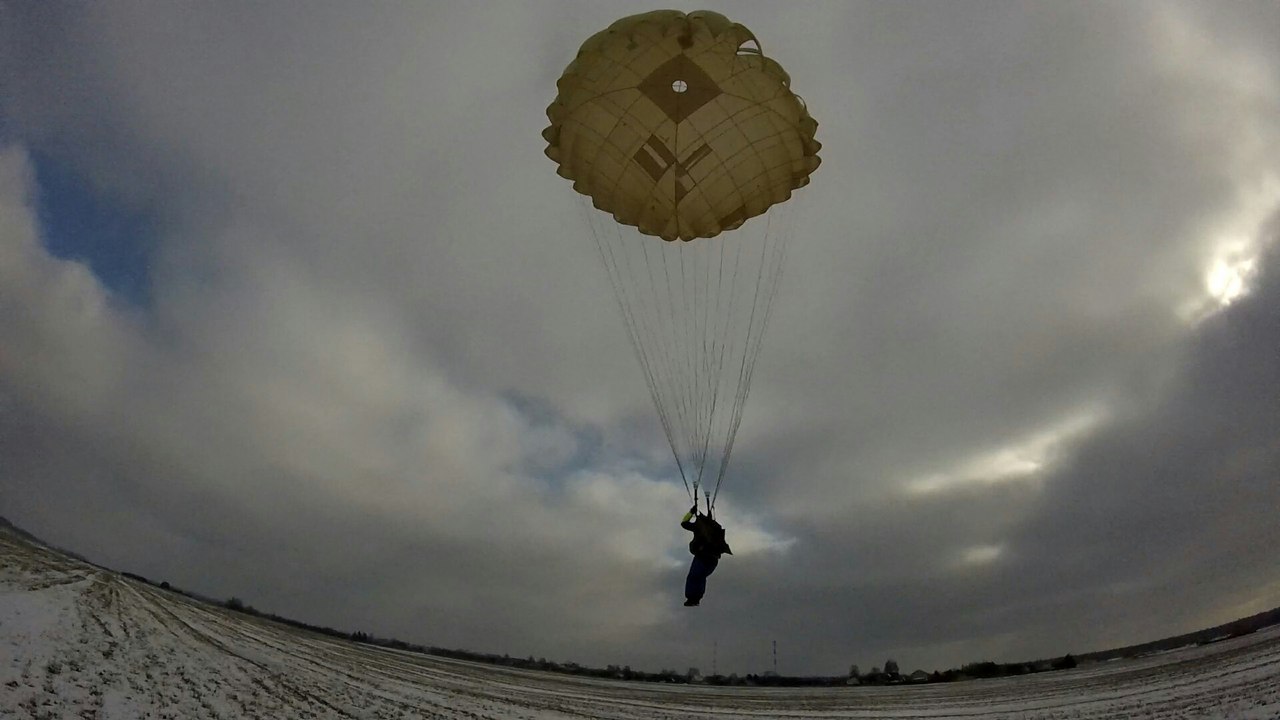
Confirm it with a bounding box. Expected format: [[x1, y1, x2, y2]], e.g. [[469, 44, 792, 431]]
[[681, 504, 732, 606]]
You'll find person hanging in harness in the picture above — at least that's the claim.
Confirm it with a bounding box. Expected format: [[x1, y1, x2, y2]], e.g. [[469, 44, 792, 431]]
[[681, 504, 732, 606]]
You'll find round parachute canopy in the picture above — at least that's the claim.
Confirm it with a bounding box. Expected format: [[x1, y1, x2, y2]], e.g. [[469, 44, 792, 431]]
[[544, 10, 821, 242], [546, 11, 820, 508]]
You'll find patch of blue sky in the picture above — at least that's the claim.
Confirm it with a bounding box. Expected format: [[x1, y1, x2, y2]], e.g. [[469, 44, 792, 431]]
[[501, 391, 700, 502], [32, 152, 158, 307], [502, 391, 611, 485]]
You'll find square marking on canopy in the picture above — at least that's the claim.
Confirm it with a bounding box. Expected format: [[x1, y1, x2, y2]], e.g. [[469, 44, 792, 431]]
[[637, 54, 722, 123]]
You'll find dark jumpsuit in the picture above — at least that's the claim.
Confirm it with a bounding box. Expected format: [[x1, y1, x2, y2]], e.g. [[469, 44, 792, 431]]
[[682, 512, 730, 604]]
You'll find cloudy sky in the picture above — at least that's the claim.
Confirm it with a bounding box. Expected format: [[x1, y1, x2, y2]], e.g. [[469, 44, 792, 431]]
[[3, 1, 1279, 676]]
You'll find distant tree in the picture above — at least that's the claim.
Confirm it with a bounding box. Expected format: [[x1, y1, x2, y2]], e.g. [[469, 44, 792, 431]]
[[225, 597, 245, 611], [159, 581, 170, 590], [1052, 654, 1077, 670], [884, 658, 900, 676], [963, 661, 1001, 678], [848, 664, 860, 678], [687, 667, 701, 682]]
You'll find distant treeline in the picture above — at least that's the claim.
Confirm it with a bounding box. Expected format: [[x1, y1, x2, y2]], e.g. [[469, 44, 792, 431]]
[[1074, 608, 1280, 663]]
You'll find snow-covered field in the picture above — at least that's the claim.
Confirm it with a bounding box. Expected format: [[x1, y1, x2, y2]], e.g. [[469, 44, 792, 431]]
[[2, 528, 1278, 719]]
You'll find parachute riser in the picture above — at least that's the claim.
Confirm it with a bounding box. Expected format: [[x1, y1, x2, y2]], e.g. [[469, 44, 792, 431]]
[[690, 486, 712, 516]]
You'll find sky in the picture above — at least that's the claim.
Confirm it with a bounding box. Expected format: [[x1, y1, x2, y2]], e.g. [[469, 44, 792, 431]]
[[2, 0, 1279, 677]]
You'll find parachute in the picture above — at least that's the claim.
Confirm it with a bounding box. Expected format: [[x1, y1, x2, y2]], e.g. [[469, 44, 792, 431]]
[[544, 10, 820, 510]]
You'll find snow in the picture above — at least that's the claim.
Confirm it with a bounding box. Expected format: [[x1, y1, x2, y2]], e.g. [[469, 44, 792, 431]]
[[3, 528, 1279, 719]]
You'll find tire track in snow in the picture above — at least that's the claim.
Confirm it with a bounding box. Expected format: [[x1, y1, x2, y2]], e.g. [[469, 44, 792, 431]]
[[118, 578, 361, 719]]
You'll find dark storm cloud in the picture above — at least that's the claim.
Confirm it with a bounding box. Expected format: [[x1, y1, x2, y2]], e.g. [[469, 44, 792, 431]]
[[2, 1, 1279, 676]]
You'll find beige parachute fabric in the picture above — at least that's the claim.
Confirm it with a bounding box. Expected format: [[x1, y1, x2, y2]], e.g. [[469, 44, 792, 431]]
[[544, 10, 821, 241]]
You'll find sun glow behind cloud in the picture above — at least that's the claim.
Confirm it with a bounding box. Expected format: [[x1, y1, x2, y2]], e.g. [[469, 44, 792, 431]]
[[1205, 251, 1256, 306], [1179, 176, 1280, 323], [1148, 4, 1280, 325]]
